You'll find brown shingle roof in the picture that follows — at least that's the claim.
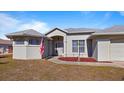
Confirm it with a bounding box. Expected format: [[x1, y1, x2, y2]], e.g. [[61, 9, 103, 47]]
[[0, 39, 12, 45], [65, 28, 100, 33], [93, 25, 124, 35], [6, 29, 44, 38], [103, 25, 124, 32], [45, 27, 100, 35]]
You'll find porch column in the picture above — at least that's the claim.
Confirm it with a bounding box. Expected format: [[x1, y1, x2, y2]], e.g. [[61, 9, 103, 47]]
[[64, 36, 67, 57], [24, 40, 28, 46], [13, 41, 15, 46], [24, 38, 29, 46]]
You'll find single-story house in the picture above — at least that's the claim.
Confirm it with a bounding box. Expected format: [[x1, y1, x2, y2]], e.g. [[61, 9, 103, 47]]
[[0, 38, 12, 54], [6, 25, 124, 61]]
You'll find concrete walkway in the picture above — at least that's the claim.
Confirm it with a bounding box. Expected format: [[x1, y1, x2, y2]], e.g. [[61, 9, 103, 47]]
[[48, 56, 124, 68]]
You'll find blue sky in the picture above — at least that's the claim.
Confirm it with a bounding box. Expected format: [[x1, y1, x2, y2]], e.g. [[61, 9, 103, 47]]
[[0, 11, 124, 39]]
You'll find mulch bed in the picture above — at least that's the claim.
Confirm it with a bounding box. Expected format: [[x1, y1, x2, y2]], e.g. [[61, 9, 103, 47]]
[[58, 57, 112, 63]]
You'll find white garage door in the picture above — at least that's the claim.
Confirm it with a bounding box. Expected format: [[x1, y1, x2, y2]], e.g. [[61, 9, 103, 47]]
[[97, 40, 110, 61], [110, 40, 124, 61]]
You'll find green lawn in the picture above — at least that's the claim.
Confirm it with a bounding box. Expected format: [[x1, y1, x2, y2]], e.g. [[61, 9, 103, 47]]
[[0, 55, 124, 80]]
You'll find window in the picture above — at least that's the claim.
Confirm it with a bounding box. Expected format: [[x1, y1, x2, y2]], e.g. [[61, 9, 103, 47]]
[[29, 39, 40, 45], [79, 40, 85, 53], [72, 40, 85, 53], [72, 40, 78, 52], [15, 40, 24, 45]]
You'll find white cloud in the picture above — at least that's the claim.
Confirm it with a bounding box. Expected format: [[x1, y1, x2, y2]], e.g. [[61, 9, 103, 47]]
[[119, 11, 124, 16], [92, 12, 111, 28], [18, 20, 50, 34], [0, 13, 50, 39], [0, 13, 19, 32], [80, 11, 96, 21]]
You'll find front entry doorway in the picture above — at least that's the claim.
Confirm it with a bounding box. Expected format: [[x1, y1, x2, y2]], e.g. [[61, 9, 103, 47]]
[[51, 36, 64, 56], [54, 41, 63, 56]]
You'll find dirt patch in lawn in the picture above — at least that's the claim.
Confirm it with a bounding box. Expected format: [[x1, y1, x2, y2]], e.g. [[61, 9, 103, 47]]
[[0, 56, 124, 81]]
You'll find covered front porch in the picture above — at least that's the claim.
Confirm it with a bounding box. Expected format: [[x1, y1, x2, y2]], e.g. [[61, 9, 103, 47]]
[[49, 36, 64, 56]]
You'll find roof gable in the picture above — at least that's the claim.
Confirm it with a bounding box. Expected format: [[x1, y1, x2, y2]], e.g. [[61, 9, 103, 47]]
[[45, 27, 99, 36], [45, 28, 67, 35]]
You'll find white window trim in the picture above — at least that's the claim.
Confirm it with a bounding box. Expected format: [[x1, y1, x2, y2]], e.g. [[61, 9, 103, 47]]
[[72, 40, 85, 53]]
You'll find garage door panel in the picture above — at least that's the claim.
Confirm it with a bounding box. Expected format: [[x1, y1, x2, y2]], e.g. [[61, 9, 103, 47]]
[[111, 40, 124, 61], [97, 40, 110, 61]]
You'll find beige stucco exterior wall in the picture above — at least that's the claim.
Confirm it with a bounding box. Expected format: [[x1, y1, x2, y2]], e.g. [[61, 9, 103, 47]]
[[13, 45, 41, 60], [46, 29, 93, 57], [27, 45, 41, 59], [12, 31, 124, 61], [12, 38, 53, 60], [47, 40, 53, 56], [46, 29, 92, 57], [13, 45, 27, 59], [13, 40, 42, 60], [13, 41, 27, 59], [66, 34, 91, 57]]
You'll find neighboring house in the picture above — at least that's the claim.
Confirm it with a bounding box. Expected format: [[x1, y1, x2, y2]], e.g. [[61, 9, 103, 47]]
[[6, 25, 124, 61], [0, 39, 12, 54]]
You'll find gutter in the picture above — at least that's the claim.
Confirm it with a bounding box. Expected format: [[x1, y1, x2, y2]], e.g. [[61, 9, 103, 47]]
[[92, 32, 124, 36]]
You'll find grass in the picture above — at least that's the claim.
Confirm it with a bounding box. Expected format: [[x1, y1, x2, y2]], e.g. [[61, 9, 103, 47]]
[[0, 55, 124, 80]]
